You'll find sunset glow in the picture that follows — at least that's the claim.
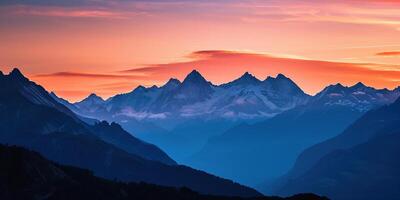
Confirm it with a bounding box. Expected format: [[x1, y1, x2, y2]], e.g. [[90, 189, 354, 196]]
[[1, 0, 400, 101]]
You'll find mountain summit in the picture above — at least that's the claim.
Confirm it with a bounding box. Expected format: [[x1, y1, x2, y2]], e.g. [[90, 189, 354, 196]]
[[66, 70, 311, 121], [162, 78, 181, 89], [84, 93, 104, 102], [182, 70, 211, 86], [224, 72, 261, 87]]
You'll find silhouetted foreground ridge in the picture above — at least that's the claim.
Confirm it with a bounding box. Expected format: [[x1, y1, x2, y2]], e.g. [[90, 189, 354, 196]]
[[0, 144, 328, 200]]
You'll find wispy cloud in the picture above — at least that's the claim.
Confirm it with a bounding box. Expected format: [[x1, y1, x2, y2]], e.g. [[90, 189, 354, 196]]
[[2, 0, 400, 28], [35, 72, 145, 79], [233, 1, 400, 29], [1, 5, 144, 18], [29, 49, 400, 101], [376, 51, 400, 56], [120, 50, 400, 94], [119, 66, 167, 73]]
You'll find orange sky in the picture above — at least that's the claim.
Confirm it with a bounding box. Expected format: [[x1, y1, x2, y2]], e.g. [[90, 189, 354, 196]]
[[1, 0, 400, 102]]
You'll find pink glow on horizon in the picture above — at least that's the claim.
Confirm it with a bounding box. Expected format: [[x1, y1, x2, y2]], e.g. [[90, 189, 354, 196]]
[[1, 0, 400, 101]]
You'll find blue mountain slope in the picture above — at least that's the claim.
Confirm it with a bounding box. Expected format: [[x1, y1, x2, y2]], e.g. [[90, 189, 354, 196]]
[[0, 69, 260, 197], [275, 98, 400, 199], [273, 97, 400, 198], [278, 132, 400, 200], [186, 82, 400, 187], [64, 71, 311, 161]]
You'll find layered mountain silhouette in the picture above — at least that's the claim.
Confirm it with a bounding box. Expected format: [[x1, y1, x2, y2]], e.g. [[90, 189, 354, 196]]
[[274, 97, 400, 199], [1, 68, 175, 165], [0, 68, 261, 197], [69, 70, 309, 121], [54, 70, 311, 161], [52, 69, 400, 188], [36, 68, 400, 200], [0, 144, 327, 200], [185, 81, 400, 186]]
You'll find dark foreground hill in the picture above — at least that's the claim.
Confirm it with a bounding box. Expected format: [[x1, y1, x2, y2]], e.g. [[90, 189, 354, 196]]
[[0, 144, 327, 200]]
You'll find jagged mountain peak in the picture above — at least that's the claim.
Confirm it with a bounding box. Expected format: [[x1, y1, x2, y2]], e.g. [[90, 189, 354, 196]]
[[131, 85, 159, 93], [167, 78, 181, 84], [265, 73, 289, 81], [87, 93, 104, 101], [263, 73, 306, 95], [324, 83, 346, 91], [321, 82, 374, 94], [182, 70, 209, 85], [352, 82, 366, 88], [242, 71, 252, 77], [237, 72, 260, 83], [315, 83, 347, 98], [162, 78, 181, 89], [187, 69, 202, 76], [133, 85, 146, 92], [8, 68, 28, 82], [76, 93, 105, 107], [333, 83, 345, 87], [10, 68, 23, 76], [276, 73, 289, 80], [349, 82, 373, 91], [223, 72, 261, 87]]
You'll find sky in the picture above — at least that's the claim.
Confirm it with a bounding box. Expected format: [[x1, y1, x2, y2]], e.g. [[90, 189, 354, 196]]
[[1, 0, 400, 102]]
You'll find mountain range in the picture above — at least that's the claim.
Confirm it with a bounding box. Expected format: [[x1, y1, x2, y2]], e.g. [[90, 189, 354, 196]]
[[54, 69, 400, 188], [185, 81, 400, 186], [15, 67, 400, 200], [0, 68, 261, 197], [65, 70, 310, 122], [52, 70, 311, 161], [0, 69, 400, 199], [274, 95, 400, 200]]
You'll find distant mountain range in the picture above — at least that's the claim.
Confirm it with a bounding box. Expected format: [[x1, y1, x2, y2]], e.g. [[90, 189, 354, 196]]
[[51, 69, 400, 189], [0, 68, 261, 197], [62, 70, 310, 122], [274, 96, 400, 200], [51, 70, 312, 161]]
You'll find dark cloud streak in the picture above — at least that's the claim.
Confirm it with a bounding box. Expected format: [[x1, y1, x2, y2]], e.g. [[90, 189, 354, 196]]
[[376, 51, 400, 56], [35, 71, 145, 80]]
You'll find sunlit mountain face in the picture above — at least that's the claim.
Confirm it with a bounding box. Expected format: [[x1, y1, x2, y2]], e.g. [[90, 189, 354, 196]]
[[1, 0, 400, 200]]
